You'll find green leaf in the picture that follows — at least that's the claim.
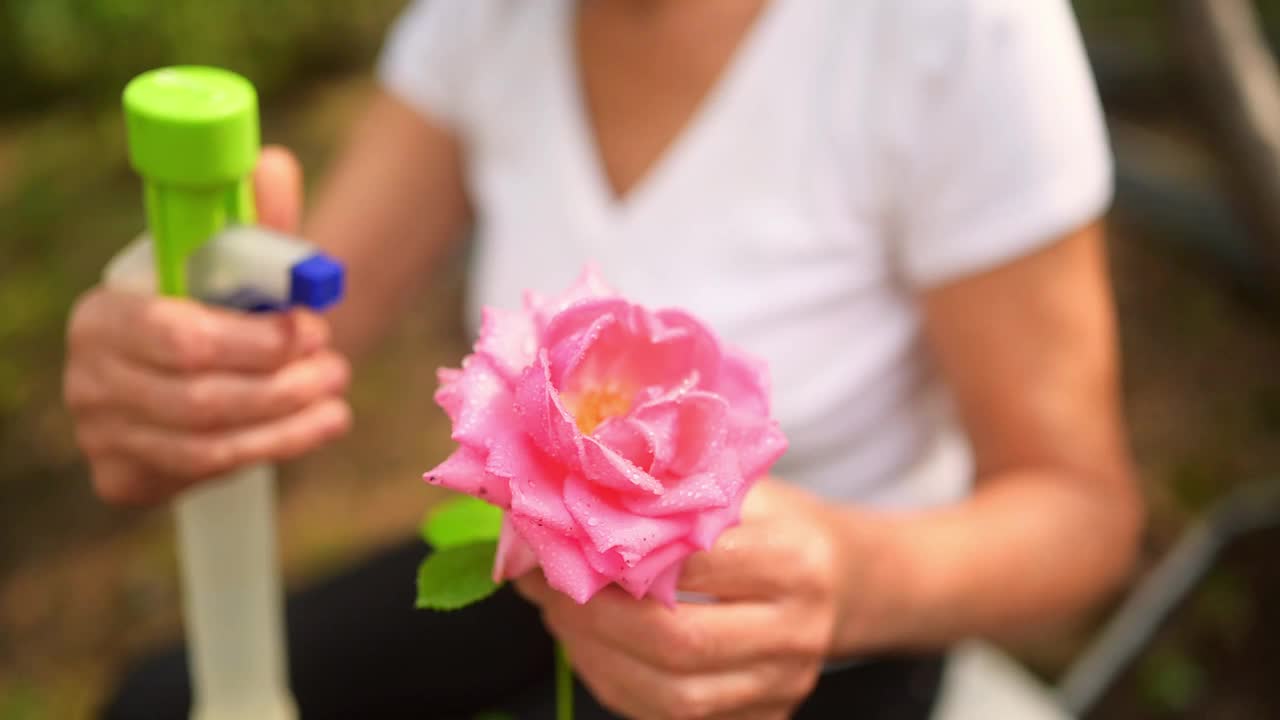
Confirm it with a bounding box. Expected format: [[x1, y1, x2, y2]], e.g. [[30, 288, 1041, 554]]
[[415, 540, 501, 611], [421, 495, 503, 549]]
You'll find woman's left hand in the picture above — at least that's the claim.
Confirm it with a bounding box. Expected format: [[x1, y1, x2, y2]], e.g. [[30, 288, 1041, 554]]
[[514, 479, 851, 720]]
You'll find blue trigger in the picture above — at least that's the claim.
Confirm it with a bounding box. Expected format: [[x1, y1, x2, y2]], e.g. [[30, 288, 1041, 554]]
[[289, 254, 344, 310]]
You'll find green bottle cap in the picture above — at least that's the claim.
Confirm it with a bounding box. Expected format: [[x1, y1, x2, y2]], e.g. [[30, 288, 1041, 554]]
[[123, 66, 259, 187], [123, 66, 260, 296]]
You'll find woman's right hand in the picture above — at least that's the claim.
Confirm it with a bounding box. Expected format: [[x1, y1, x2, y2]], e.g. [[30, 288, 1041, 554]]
[[64, 292, 351, 506], [63, 147, 353, 506]]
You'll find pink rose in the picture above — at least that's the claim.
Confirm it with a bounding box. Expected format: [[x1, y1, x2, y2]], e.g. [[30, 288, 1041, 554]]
[[424, 267, 787, 605]]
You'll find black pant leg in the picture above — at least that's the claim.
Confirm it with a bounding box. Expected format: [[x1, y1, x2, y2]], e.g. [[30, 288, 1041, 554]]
[[102, 534, 942, 720], [101, 537, 554, 720], [795, 655, 945, 720], [498, 655, 944, 719]]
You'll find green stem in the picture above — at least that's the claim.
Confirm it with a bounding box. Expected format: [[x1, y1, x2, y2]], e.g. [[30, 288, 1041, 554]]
[[556, 643, 574, 720]]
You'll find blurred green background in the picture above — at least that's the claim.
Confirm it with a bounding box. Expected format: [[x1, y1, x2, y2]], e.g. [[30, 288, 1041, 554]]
[[2, 1, 1280, 718]]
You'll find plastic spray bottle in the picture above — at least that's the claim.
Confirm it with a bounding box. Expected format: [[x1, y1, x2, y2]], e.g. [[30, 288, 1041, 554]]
[[105, 66, 344, 720]]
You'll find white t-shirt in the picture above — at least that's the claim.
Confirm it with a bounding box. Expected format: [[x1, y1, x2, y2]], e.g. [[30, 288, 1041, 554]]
[[378, 0, 1113, 508]]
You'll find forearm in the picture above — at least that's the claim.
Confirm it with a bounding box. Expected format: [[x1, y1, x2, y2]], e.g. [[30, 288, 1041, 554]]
[[828, 468, 1142, 654], [303, 90, 470, 359], [837, 225, 1146, 653]]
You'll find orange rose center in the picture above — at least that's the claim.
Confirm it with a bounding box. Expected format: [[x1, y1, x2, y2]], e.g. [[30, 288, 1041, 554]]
[[567, 384, 633, 435]]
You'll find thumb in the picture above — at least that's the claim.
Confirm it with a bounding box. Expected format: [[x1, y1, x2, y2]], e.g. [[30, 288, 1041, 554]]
[[253, 145, 304, 233]]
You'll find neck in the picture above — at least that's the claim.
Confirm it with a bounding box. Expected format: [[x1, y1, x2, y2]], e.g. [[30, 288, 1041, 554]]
[[585, 0, 769, 22]]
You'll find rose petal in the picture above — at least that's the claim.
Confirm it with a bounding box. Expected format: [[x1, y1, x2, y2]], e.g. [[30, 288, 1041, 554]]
[[509, 466, 577, 536], [620, 452, 733, 516], [494, 515, 539, 582], [628, 402, 678, 470], [686, 452, 752, 550], [514, 353, 584, 466], [542, 302, 722, 404], [435, 367, 463, 416], [647, 309, 722, 387], [486, 433, 560, 492], [528, 265, 618, 334], [476, 306, 537, 382], [423, 445, 512, 508], [592, 417, 655, 471], [510, 515, 610, 604], [648, 561, 684, 608], [565, 308, 717, 397], [616, 540, 695, 602], [564, 474, 690, 565], [581, 544, 627, 577], [438, 367, 463, 383], [715, 347, 772, 417], [436, 355, 520, 452], [730, 418, 789, 482], [542, 300, 629, 389], [688, 503, 743, 551], [630, 391, 729, 477], [580, 436, 664, 495]]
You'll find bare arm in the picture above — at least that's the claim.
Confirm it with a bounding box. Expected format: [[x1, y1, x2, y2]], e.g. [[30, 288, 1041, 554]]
[[304, 89, 471, 358], [830, 222, 1143, 651]]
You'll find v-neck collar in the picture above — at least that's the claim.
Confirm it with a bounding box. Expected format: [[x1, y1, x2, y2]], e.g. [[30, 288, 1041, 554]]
[[554, 0, 785, 224]]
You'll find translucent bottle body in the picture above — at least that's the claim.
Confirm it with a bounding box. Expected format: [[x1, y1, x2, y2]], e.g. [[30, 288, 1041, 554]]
[[103, 226, 341, 720]]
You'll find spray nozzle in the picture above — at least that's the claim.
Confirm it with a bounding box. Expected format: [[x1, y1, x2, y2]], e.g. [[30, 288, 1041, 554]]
[[105, 227, 345, 313]]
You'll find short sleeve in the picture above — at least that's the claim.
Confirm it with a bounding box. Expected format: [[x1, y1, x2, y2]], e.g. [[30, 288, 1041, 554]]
[[887, 0, 1113, 287], [376, 0, 487, 130]]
